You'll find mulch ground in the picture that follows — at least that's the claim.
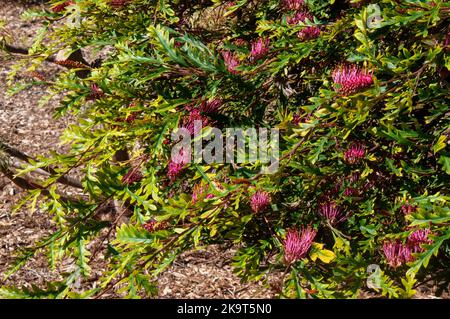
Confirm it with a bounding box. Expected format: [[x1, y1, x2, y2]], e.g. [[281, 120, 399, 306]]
[[0, 0, 447, 299]]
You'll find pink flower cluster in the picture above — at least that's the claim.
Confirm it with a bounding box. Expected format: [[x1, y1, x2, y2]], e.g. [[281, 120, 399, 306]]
[[181, 108, 212, 135], [286, 11, 312, 25], [343, 187, 356, 197], [407, 229, 432, 253], [285, 11, 320, 41], [332, 65, 373, 96], [250, 191, 271, 213], [383, 229, 432, 268], [298, 26, 321, 41], [250, 38, 270, 61], [319, 202, 346, 225], [167, 149, 190, 181], [167, 99, 221, 182], [282, 0, 305, 11], [284, 227, 317, 264], [344, 143, 365, 164], [222, 51, 240, 74], [382, 241, 414, 269]]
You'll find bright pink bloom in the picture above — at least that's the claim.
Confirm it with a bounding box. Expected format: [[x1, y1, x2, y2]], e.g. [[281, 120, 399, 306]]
[[282, 0, 305, 10], [167, 161, 184, 181], [286, 11, 312, 25], [167, 149, 189, 181], [332, 65, 373, 95], [382, 241, 414, 269], [319, 202, 346, 225], [298, 26, 321, 41], [181, 108, 211, 135], [344, 143, 365, 164], [250, 38, 270, 61], [285, 11, 320, 41], [284, 227, 317, 264], [407, 229, 432, 253], [250, 191, 271, 213], [222, 51, 240, 74]]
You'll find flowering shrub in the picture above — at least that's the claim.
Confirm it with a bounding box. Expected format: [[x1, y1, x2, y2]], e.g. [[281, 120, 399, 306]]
[[1, 0, 449, 298]]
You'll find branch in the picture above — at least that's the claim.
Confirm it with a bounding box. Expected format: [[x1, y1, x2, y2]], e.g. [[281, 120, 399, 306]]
[[1, 43, 91, 78], [0, 164, 81, 204], [0, 139, 83, 189]]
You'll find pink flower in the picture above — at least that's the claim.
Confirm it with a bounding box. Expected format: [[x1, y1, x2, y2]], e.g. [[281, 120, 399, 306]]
[[382, 241, 414, 269], [222, 51, 240, 74], [284, 227, 317, 264], [319, 202, 346, 225], [407, 229, 432, 253], [297, 26, 321, 41], [168, 149, 189, 181], [286, 11, 312, 25], [250, 191, 271, 213], [192, 182, 223, 204], [250, 38, 270, 61], [343, 187, 356, 197], [344, 143, 365, 164], [167, 161, 184, 181], [332, 65, 373, 96], [282, 0, 305, 11], [181, 108, 211, 135], [192, 183, 214, 204]]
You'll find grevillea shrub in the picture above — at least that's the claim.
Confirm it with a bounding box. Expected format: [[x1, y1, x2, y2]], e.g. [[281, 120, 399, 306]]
[[0, 0, 449, 298]]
